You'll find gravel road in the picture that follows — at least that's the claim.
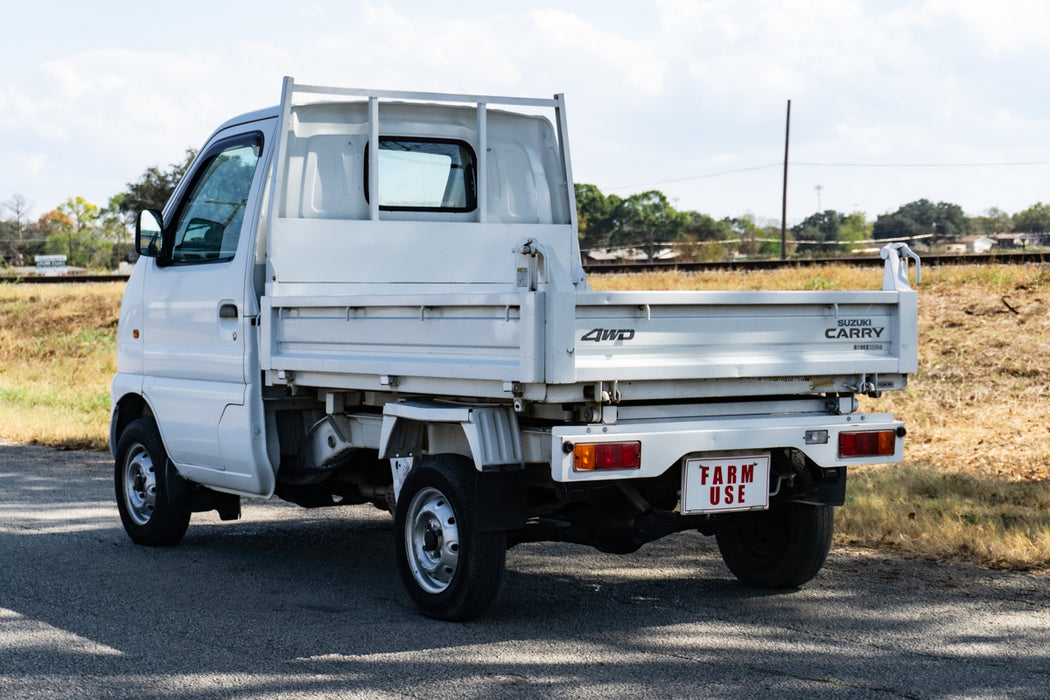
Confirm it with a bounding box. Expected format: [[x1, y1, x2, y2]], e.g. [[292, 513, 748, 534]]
[[2, 441, 1048, 699]]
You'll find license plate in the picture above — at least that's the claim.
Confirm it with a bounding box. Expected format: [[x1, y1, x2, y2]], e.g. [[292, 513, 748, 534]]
[[681, 454, 771, 514]]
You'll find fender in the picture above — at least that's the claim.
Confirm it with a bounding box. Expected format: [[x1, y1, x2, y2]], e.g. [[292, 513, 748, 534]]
[[378, 400, 524, 470]]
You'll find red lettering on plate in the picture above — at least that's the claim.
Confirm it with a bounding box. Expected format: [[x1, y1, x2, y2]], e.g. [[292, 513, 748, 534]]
[[709, 485, 744, 505], [713, 466, 723, 485], [700, 465, 710, 485], [727, 464, 737, 483], [741, 462, 754, 483]]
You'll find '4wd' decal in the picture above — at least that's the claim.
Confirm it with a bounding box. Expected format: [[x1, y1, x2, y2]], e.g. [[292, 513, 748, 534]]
[[581, 328, 636, 342]]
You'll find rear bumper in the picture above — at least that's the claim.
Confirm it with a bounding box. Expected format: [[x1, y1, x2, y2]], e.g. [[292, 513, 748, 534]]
[[550, 411, 903, 483]]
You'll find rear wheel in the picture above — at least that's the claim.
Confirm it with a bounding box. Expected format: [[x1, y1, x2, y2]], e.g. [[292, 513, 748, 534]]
[[395, 455, 506, 621], [716, 503, 833, 588], [115, 417, 191, 546]]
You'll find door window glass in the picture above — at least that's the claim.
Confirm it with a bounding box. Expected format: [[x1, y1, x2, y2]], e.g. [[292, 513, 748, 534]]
[[171, 133, 262, 264]]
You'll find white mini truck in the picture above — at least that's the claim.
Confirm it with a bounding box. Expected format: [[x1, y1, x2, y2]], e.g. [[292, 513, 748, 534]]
[[112, 78, 919, 620]]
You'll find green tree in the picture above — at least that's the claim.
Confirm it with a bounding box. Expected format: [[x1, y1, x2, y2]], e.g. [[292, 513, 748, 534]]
[[100, 194, 137, 266], [790, 211, 869, 256], [38, 209, 74, 261], [679, 211, 731, 261], [970, 207, 1012, 236], [1012, 202, 1050, 233], [872, 199, 969, 242], [616, 190, 686, 261], [56, 197, 99, 263], [792, 210, 846, 255], [840, 212, 872, 244], [43, 197, 115, 269], [121, 148, 197, 214], [0, 220, 17, 265], [574, 183, 625, 251], [724, 216, 766, 257], [682, 210, 730, 240], [758, 223, 785, 257]]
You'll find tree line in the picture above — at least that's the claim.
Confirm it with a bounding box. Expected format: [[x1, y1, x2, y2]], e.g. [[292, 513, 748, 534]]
[[3, 156, 1050, 270], [576, 184, 1050, 261], [0, 150, 195, 270]]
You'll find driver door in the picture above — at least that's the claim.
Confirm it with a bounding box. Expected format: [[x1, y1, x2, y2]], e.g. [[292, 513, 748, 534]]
[[141, 123, 273, 486]]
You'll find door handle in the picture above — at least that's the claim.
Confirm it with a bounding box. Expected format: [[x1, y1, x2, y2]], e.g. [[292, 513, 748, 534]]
[[219, 303, 238, 319]]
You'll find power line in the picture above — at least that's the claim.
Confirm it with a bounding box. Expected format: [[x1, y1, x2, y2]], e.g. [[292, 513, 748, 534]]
[[605, 163, 780, 191], [580, 233, 935, 253], [604, 159, 1050, 191], [795, 160, 1050, 168]]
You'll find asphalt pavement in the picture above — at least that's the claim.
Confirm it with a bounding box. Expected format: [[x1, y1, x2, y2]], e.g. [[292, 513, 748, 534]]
[[2, 441, 1048, 699]]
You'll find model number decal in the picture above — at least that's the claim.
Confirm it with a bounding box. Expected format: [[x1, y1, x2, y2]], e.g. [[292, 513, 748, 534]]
[[825, 318, 885, 339], [581, 328, 636, 342]]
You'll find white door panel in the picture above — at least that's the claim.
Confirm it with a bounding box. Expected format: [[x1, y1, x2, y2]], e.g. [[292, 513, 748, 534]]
[[142, 125, 274, 486], [144, 377, 236, 468]]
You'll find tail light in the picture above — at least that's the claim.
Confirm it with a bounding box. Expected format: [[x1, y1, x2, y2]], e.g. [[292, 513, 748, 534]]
[[838, 430, 896, 458], [573, 441, 641, 471]]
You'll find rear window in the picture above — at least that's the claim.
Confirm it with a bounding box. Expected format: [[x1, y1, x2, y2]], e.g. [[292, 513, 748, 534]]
[[366, 138, 477, 212]]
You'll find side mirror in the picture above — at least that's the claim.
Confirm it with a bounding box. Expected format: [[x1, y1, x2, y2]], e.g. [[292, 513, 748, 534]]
[[136, 210, 164, 258]]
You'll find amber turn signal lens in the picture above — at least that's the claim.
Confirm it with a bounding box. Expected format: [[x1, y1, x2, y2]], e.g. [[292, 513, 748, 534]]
[[573, 441, 641, 471]]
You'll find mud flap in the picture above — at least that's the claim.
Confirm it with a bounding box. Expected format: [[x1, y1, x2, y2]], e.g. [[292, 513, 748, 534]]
[[474, 469, 527, 532]]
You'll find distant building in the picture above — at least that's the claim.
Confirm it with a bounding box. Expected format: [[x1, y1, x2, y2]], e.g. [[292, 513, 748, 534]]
[[35, 254, 68, 276], [994, 232, 1042, 249], [955, 236, 997, 254]]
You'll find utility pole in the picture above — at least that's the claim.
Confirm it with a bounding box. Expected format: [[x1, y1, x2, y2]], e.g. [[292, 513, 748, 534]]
[[780, 100, 791, 260], [814, 184, 823, 212]]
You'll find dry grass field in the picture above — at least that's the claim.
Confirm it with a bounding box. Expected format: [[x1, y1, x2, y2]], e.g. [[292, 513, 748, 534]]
[[0, 282, 121, 450], [594, 263, 1050, 571], [2, 263, 1048, 571]]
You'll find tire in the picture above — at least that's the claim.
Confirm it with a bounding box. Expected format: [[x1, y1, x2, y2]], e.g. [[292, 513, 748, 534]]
[[715, 503, 833, 588], [114, 417, 191, 546], [395, 455, 506, 621]]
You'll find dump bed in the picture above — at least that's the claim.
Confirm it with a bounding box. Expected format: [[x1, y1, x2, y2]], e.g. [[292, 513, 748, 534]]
[[259, 81, 917, 404], [261, 275, 918, 403]]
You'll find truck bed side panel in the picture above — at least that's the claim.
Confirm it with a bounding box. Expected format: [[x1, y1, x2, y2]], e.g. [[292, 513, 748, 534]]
[[569, 290, 916, 383]]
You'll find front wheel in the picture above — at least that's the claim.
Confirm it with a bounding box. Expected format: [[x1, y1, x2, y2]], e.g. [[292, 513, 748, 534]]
[[715, 503, 833, 588], [114, 417, 191, 546], [394, 455, 506, 621]]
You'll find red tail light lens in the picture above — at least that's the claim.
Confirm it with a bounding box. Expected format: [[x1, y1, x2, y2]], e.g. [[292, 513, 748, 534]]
[[838, 430, 896, 458], [573, 442, 641, 471]]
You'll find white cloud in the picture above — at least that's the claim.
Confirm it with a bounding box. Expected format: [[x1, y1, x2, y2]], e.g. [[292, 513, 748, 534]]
[[528, 9, 668, 96], [923, 0, 1050, 55], [2, 0, 1050, 222]]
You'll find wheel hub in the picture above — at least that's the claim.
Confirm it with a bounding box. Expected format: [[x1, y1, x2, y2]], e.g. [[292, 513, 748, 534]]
[[123, 444, 157, 526], [423, 526, 439, 552], [405, 487, 460, 594]]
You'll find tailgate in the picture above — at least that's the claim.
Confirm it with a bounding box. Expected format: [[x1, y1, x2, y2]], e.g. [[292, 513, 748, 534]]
[[569, 288, 918, 383]]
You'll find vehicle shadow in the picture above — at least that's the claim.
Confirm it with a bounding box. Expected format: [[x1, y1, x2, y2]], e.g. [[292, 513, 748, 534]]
[[3, 447, 1049, 698]]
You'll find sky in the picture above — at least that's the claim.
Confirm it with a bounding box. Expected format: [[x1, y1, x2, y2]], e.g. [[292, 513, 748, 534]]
[[2, 0, 1049, 227]]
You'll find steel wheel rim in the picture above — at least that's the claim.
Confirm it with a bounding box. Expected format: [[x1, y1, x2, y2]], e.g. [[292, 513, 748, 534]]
[[405, 486, 460, 594], [123, 443, 157, 526]]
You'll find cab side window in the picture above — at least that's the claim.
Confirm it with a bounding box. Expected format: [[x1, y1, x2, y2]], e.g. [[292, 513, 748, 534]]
[[364, 138, 477, 212], [171, 133, 262, 264]]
